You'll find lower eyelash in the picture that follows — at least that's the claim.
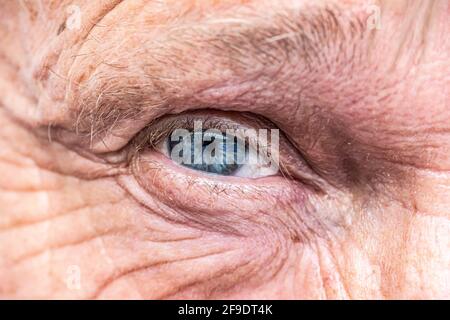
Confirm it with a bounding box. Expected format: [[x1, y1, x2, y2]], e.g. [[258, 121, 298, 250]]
[[129, 111, 274, 153]]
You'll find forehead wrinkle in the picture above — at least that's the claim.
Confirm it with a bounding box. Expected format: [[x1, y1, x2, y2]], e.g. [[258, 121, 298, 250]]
[[373, 0, 448, 67]]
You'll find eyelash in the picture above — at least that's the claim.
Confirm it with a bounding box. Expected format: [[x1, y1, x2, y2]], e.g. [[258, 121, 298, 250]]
[[132, 115, 253, 147]]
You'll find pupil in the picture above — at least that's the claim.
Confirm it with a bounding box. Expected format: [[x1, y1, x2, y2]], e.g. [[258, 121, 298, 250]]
[[168, 130, 242, 176]]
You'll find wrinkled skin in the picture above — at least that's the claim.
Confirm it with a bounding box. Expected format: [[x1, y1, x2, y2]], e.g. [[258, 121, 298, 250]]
[[0, 0, 449, 299]]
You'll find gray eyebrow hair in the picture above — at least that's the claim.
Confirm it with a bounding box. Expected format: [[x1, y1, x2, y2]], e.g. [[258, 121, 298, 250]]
[[68, 4, 367, 144]]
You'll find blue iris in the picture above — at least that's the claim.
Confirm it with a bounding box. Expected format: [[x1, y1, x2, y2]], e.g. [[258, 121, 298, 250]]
[[169, 130, 242, 175]]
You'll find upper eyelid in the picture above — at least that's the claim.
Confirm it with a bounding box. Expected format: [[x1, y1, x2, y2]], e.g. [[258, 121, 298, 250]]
[[129, 111, 277, 152]]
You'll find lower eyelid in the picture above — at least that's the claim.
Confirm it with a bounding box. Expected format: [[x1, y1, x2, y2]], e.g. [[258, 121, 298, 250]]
[[124, 149, 309, 234], [136, 149, 282, 186]]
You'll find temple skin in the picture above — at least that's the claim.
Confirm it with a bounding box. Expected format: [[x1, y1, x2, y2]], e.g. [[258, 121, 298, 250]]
[[0, 0, 449, 299]]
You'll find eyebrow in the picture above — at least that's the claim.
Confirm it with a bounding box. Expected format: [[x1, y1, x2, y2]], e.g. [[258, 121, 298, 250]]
[[60, 3, 368, 145]]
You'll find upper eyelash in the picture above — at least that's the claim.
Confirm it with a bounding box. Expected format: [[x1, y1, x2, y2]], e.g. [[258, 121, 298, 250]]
[[129, 113, 272, 155]]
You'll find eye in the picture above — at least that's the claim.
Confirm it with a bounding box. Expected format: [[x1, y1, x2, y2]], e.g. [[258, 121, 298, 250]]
[[164, 125, 279, 178], [126, 110, 325, 187]]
